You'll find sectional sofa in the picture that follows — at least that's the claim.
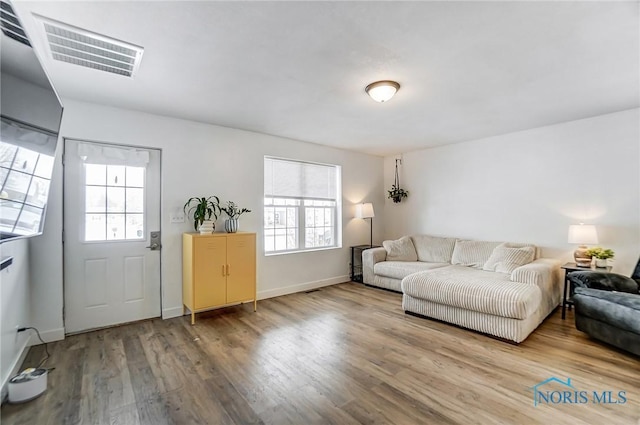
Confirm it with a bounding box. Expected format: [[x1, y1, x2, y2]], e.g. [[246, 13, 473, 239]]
[[362, 235, 561, 343]]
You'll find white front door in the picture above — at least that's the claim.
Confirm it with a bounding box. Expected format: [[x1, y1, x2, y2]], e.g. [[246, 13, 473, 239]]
[[63, 139, 161, 333]]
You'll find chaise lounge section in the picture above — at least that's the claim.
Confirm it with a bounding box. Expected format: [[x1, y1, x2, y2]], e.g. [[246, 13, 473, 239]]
[[363, 235, 562, 342]]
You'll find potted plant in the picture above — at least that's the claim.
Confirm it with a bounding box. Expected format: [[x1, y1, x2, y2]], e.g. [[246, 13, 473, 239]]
[[388, 185, 409, 203], [220, 201, 251, 233], [388, 158, 409, 203], [585, 247, 615, 268], [183, 196, 220, 233]]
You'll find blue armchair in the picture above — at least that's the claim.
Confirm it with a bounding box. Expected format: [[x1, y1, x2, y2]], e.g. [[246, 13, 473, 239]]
[[568, 262, 640, 357]]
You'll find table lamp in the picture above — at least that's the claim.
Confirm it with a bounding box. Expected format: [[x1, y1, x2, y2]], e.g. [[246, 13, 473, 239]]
[[568, 223, 598, 267], [355, 203, 375, 247]]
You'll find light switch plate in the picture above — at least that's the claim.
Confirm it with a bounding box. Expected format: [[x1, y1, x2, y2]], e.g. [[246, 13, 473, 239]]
[[170, 214, 185, 223]]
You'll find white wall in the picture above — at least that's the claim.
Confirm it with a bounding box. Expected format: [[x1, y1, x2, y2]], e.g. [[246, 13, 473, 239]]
[[28, 150, 65, 342], [383, 109, 640, 275], [1, 75, 65, 343], [0, 239, 31, 396], [29, 99, 384, 337], [0, 73, 63, 396], [1, 71, 67, 344], [0, 72, 62, 132]]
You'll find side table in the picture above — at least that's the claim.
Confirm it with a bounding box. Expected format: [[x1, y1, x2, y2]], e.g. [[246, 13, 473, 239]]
[[350, 245, 381, 283], [561, 262, 612, 319]]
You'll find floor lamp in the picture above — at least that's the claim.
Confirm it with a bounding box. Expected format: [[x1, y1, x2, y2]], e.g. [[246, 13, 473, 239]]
[[355, 203, 375, 247]]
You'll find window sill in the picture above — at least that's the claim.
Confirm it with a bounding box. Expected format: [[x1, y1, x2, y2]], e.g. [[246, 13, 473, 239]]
[[264, 245, 342, 257]]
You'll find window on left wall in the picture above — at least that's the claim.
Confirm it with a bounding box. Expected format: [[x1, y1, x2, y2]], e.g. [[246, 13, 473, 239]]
[[264, 156, 342, 254], [0, 140, 53, 237]]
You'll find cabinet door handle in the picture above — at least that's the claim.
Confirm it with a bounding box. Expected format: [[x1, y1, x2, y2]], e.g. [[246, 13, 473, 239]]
[[226, 264, 230, 276], [222, 265, 226, 276]]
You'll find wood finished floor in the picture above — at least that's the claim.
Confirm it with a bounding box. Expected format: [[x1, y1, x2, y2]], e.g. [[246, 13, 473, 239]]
[[2, 282, 639, 425]]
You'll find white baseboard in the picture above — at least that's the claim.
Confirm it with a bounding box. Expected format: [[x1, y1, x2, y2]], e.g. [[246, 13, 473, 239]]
[[162, 276, 349, 320], [28, 327, 65, 346], [257, 275, 349, 300], [163, 306, 184, 319], [1, 337, 30, 403]]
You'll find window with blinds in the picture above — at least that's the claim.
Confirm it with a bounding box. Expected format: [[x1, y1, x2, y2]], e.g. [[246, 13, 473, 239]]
[[264, 157, 341, 253]]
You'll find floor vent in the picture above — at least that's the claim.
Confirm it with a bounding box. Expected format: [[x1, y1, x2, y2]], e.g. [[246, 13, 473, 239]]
[[35, 15, 143, 77], [0, 1, 31, 47]]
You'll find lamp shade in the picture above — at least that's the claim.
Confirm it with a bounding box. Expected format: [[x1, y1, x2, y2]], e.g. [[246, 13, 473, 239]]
[[355, 203, 375, 219], [568, 224, 598, 245]]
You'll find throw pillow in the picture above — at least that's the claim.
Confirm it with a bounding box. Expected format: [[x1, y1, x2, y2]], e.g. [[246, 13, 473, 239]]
[[451, 240, 501, 269], [483, 243, 535, 273], [410, 235, 457, 263], [383, 236, 418, 262]]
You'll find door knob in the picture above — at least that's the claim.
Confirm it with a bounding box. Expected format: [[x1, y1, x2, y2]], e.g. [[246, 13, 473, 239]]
[[146, 231, 161, 250]]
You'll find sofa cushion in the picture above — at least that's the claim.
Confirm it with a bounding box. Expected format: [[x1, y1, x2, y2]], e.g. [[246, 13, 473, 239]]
[[410, 235, 457, 263], [451, 240, 501, 269], [401, 265, 541, 319], [573, 287, 640, 334], [382, 236, 418, 262], [483, 243, 535, 274], [374, 261, 450, 280]]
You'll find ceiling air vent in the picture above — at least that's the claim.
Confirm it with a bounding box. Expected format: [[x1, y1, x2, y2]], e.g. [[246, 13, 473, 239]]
[[0, 0, 31, 47], [35, 15, 143, 77]]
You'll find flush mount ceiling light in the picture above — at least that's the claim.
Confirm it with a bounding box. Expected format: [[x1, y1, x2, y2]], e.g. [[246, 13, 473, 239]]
[[365, 80, 400, 103]]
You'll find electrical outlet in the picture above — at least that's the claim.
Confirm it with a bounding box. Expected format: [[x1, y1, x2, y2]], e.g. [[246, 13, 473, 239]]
[[170, 214, 185, 223]]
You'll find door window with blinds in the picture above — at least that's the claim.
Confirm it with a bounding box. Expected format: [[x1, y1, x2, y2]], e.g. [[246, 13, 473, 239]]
[[264, 157, 341, 254]]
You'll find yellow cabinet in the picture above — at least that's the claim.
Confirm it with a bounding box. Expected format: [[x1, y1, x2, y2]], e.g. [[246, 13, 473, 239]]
[[183, 232, 256, 324]]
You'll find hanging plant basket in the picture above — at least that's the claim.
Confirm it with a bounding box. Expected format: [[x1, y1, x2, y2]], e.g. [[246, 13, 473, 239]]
[[387, 159, 408, 203], [388, 187, 409, 203]]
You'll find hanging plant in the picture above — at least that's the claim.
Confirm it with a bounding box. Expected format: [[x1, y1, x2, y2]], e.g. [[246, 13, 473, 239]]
[[388, 186, 409, 203], [387, 159, 408, 203]]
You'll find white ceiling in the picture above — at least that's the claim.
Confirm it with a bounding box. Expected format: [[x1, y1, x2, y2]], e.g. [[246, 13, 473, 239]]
[[13, 1, 639, 156]]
